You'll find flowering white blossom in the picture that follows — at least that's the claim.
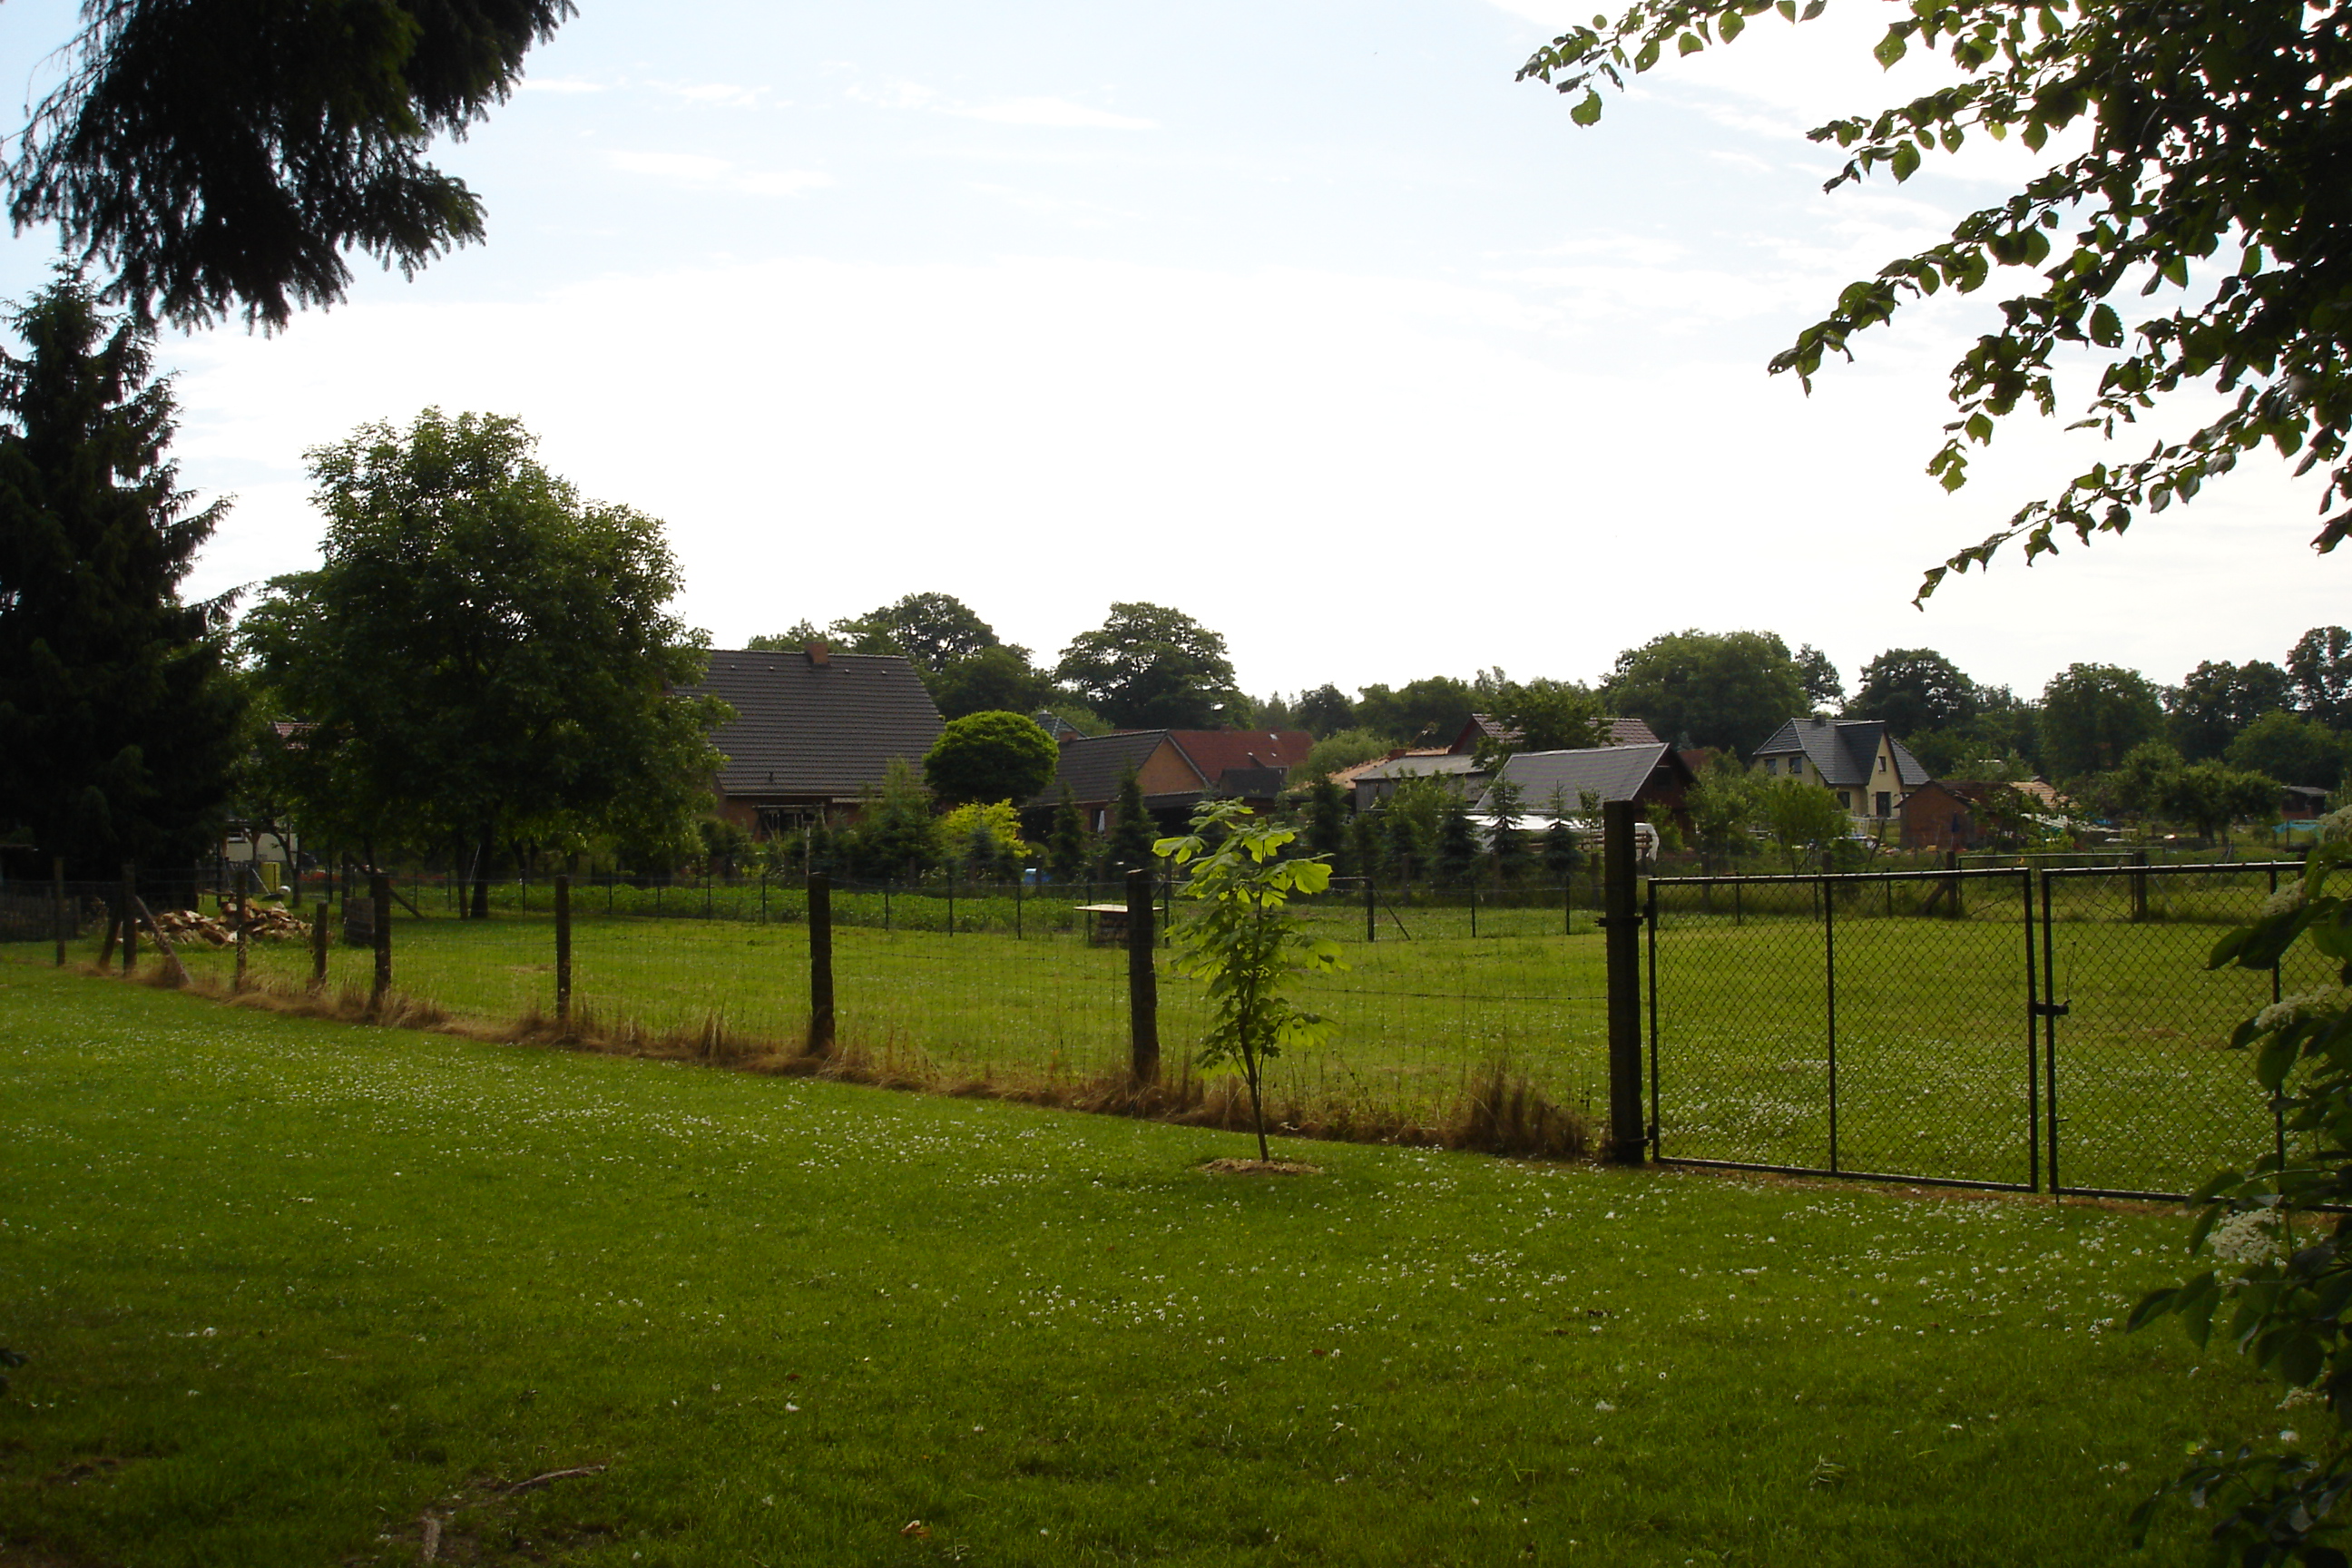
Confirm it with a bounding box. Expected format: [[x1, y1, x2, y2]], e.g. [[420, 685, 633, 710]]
[[2255, 986, 2352, 1034], [2259, 882, 2309, 920], [2210, 1208, 2286, 1266]]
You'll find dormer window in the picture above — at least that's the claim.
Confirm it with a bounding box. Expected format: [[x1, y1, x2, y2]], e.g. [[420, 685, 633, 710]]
[[1877, 754, 1887, 773]]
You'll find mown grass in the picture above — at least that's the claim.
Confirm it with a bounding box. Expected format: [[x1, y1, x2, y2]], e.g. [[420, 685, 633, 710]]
[[0, 963, 2297, 1566]]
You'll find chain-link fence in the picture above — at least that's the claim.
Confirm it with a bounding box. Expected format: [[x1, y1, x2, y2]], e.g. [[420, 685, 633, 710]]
[[1645, 861, 2304, 1199]]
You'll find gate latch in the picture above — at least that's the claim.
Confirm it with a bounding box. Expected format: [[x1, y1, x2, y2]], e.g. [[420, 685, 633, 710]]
[[2030, 1000, 2072, 1018]]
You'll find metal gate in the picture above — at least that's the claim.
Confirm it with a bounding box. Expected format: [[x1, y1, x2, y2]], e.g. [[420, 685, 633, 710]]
[[1643, 861, 2300, 1200]]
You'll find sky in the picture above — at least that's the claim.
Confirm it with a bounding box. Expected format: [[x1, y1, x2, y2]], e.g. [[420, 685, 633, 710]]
[[0, 0, 2334, 707]]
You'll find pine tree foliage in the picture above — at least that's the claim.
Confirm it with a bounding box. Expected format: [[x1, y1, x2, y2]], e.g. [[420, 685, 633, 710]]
[[9, 0, 573, 330], [0, 271, 243, 875]]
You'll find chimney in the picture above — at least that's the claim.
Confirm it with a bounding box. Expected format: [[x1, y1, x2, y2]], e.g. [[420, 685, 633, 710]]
[[806, 641, 829, 667]]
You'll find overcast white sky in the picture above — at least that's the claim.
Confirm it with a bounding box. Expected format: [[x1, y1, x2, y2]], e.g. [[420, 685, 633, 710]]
[[0, 0, 2332, 703]]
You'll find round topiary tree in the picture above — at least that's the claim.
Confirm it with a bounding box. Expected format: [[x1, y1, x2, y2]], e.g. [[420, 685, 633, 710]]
[[922, 710, 1058, 808]]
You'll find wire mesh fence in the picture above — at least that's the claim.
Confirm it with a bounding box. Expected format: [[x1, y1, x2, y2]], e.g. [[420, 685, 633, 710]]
[[0, 866, 1616, 1137], [5, 854, 2306, 1191], [1645, 861, 2307, 1199]]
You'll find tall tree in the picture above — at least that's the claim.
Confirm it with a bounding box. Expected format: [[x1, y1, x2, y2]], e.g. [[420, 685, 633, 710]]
[[1046, 783, 1089, 884], [1793, 644, 1843, 708], [1602, 629, 1808, 754], [831, 592, 1002, 674], [1354, 676, 1476, 747], [243, 409, 726, 914], [10, 0, 572, 330], [0, 271, 244, 877], [2039, 663, 2166, 779], [1469, 672, 1604, 763], [2164, 659, 2297, 760], [1848, 649, 1979, 737], [1055, 603, 1244, 730], [1303, 777, 1348, 867], [1294, 683, 1357, 737], [1522, 0, 2352, 596], [2288, 628, 2352, 729], [1106, 766, 1158, 871], [930, 645, 1053, 721], [745, 620, 823, 652]]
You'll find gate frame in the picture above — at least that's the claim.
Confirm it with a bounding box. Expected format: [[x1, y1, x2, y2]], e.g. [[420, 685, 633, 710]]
[[1643, 865, 2039, 1193]]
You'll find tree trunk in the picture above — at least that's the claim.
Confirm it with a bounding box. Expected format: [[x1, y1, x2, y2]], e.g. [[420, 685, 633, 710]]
[[469, 825, 493, 919]]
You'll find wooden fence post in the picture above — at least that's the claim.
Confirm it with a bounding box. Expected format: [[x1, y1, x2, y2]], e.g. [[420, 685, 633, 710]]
[[120, 863, 137, 975], [233, 867, 250, 993], [1126, 867, 1159, 1086], [2130, 848, 2150, 921], [554, 874, 573, 1028], [310, 902, 329, 990], [807, 873, 835, 1056], [369, 873, 392, 1011], [52, 856, 64, 967], [1602, 801, 1646, 1164], [1364, 875, 1377, 944]]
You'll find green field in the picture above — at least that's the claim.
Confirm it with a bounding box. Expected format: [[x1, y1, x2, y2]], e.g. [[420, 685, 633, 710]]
[[3, 862, 2301, 1192], [0, 965, 2295, 1565]]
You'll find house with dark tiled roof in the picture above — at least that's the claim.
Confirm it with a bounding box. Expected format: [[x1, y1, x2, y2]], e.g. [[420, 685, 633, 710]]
[[1028, 729, 1314, 834], [1445, 713, 1661, 756], [1751, 716, 1929, 831], [683, 644, 945, 836], [1479, 743, 1697, 833]]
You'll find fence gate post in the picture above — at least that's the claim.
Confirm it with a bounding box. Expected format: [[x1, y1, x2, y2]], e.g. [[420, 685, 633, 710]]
[[1126, 867, 1160, 1085], [554, 873, 573, 1028], [1602, 801, 1646, 1163], [369, 873, 392, 1011], [807, 873, 835, 1056], [52, 856, 64, 967]]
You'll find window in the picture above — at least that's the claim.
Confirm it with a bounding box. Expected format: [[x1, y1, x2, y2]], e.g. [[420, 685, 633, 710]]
[[1876, 791, 1891, 818], [1764, 758, 1777, 775], [1877, 754, 1887, 773], [1838, 791, 1852, 810]]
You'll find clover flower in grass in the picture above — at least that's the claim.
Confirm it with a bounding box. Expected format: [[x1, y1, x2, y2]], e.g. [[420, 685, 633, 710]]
[[2209, 1208, 2285, 1267], [2255, 986, 2352, 1034]]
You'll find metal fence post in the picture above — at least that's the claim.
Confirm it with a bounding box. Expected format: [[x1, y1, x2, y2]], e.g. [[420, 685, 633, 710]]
[[370, 873, 392, 1010], [1823, 867, 1838, 1174], [1366, 875, 1377, 943], [310, 901, 329, 989], [1602, 801, 1645, 1163], [52, 856, 64, 967], [1126, 867, 1159, 1085], [2129, 848, 2150, 921], [807, 873, 835, 1056], [554, 873, 573, 1028]]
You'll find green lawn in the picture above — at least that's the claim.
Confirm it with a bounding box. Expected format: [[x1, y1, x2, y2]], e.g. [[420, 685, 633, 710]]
[[0, 964, 2302, 1566]]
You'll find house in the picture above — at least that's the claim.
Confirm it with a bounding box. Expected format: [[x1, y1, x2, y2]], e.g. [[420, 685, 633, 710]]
[[1348, 751, 1487, 813], [1326, 747, 1448, 798], [1479, 743, 1697, 836], [1898, 780, 2008, 852], [1029, 729, 1314, 835], [1751, 717, 1929, 830], [1445, 713, 1661, 756], [683, 643, 946, 837]]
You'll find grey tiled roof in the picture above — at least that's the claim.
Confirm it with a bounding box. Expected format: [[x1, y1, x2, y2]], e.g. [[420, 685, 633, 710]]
[[1351, 752, 1485, 783], [1489, 743, 1690, 806], [1755, 717, 1930, 789], [1033, 730, 1195, 808], [685, 649, 945, 799]]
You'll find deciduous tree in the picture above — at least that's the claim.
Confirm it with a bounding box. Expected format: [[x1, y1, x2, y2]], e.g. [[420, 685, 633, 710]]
[[831, 592, 1001, 675], [1849, 649, 1979, 737], [1602, 630, 1808, 754], [2166, 659, 2297, 761], [243, 409, 725, 913], [922, 710, 1057, 808], [1055, 603, 1244, 730], [2040, 663, 2166, 779], [1520, 0, 2352, 594], [2227, 710, 2350, 791], [2289, 628, 2352, 730]]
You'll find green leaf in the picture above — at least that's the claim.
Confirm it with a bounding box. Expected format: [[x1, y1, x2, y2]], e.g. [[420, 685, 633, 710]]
[[1720, 9, 1746, 43], [1873, 28, 1908, 68], [1677, 30, 1704, 55], [2090, 302, 2122, 347], [1890, 142, 1921, 182], [1570, 88, 1603, 126]]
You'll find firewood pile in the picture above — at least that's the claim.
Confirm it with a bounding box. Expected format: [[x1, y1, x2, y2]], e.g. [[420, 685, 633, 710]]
[[151, 906, 313, 946]]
